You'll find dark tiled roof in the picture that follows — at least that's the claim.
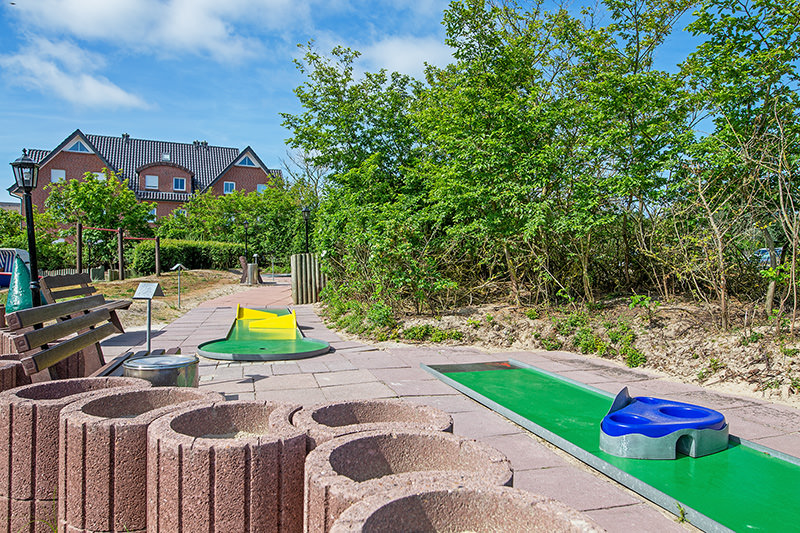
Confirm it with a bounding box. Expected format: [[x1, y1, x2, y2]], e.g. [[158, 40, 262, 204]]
[[135, 190, 195, 202], [86, 134, 240, 193]]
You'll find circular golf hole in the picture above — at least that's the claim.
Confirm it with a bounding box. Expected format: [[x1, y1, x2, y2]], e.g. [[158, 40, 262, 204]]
[[170, 402, 274, 438], [635, 397, 662, 405], [609, 413, 651, 425], [659, 405, 707, 419], [81, 389, 210, 419]]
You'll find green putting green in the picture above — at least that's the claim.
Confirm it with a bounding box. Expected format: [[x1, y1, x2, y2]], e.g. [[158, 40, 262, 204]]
[[424, 361, 800, 532], [198, 308, 330, 361]]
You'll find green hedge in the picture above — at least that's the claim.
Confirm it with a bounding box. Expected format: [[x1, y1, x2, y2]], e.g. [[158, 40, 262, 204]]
[[132, 239, 244, 274]]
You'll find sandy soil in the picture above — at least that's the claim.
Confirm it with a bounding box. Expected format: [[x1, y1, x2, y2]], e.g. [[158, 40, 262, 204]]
[[328, 298, 800, 410]]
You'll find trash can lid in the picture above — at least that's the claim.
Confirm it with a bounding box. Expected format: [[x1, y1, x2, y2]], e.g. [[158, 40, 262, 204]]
[[123, 355, 198, 370]]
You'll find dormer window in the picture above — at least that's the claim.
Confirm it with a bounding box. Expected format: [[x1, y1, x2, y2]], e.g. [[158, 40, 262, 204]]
[[173, 177, 186, 191], [237, 155, 257, 167], [66, 140, 91, 153], [161, 152, 171, 162], [145, 175, 158, 189]]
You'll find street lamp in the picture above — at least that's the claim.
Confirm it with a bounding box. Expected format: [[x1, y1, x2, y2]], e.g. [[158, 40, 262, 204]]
[[243, 219, 249, 259], [302, 206, 310, 253], [10, 149, 41, 307]]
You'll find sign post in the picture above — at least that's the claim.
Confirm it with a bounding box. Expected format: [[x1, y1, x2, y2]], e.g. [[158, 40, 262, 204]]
[[133, 282, 165, 354], [171, 263, 188, 308]]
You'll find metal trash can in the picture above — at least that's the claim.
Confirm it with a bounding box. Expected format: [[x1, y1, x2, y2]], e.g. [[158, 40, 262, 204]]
[[123, 355, 200, 387]]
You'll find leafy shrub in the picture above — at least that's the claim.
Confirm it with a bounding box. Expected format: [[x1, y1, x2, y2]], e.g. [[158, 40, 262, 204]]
[[524, 308, 539, 320], [401, 324, 462, 342], [541, 336, 563, 351], [366, 302, 397, 329], [132, 239, 243, 273]]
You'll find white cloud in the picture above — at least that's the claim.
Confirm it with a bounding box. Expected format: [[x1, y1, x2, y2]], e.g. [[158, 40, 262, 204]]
[[0, 37, 149, 109], [8, 0, 313, 63], [359, 36, 453, 79]]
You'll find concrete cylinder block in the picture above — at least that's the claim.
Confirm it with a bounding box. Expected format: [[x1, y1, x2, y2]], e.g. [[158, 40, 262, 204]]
[[147, 400, 306, 533], [330, 483, 605, 533], [0, 361, 19, 393], [292, 399, 453, 451], [304, 430, 513, 533], [0, 377, 150, 533], [58, 387, 223, 533]]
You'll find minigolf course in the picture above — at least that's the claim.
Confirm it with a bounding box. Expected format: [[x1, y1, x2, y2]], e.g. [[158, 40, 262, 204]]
[[198, 305, 330, 361], [423, 360, 800, 532]]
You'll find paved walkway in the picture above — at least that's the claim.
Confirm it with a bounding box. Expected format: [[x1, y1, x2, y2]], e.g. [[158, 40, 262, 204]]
[[101, 282, 800, 532]]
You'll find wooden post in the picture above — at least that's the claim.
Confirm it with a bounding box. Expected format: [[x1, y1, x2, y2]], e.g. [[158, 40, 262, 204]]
[[118, 227, 125, 281], [155, 236, 161, 276], [76, 222, 83, 274]]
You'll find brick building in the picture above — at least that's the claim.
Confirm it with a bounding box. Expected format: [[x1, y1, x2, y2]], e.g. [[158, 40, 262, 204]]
[[7, 129, 281, 219]]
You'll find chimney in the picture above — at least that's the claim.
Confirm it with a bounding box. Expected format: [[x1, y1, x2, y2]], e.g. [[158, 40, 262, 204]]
[[122, 133, 130, 143]]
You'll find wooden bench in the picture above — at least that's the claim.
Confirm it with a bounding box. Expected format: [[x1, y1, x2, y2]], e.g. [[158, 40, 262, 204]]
[[40, 272, 132, 314], [1, 295, 179, 389]]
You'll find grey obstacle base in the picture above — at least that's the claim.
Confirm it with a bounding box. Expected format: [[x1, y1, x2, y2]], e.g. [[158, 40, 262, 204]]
[[598, 387, 730, 460]]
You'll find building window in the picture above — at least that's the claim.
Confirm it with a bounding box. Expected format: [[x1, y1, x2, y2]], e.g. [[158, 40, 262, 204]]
[[173, 177, 186, 191], [145, 175, 159, 189], [51, 169, 66, 183], [148, 207, 157, 222], [237, 155, 257, 167], [223, 181, 235, 194], [177, 209, 187, 216], [66, 140, 91, 153], [256, 184, 268, 193], [93, 172, 105, 180]]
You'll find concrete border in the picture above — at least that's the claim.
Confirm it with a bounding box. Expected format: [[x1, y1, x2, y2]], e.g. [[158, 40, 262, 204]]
[[304, 429, 513, 532], [291, 399, 453, 451], [58, 387, 223, 533], [329, 483, 604, 532], [147, 400, 306, 532]]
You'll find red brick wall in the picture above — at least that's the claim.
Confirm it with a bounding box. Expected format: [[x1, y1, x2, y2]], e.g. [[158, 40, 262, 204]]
[[32, 151, 107, 212], [137, 166, 193, 193], [153, 201, 186, 219], [208, 166, 272, 195]]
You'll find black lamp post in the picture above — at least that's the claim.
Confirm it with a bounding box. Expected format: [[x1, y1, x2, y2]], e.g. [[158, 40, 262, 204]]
[[243, 219, 249, 259], [301, 206, 310, 253], [10, 149, 41, 307]]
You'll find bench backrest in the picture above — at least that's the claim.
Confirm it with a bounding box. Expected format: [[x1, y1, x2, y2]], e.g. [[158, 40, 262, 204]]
[[40, 272, 97, 304], [5, 295, 120, 379]]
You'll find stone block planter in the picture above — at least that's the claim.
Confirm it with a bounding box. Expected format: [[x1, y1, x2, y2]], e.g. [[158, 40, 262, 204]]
[[304, 430, 513, 533], [292, 399, 453, 451], [59, 387, 223, 533], [330, 483, 604, 532], [0, 360, 20, 393], [0, 377, 150, 533], [147, 400, 306, 533]]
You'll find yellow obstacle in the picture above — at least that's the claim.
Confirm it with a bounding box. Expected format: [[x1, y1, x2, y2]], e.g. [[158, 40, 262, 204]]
[[249, 310, 297, 330], [236, 304, 278, 320]]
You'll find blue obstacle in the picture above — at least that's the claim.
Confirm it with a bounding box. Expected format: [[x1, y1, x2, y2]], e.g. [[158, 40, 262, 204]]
[[599, 387, 729, 460]]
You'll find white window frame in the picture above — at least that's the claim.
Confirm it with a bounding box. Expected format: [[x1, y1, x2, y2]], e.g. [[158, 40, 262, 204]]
[[51, 169, 66, 183], [256, 184, 268, 193], [65, 140, 91, 153], [148, 207, 157, 222], [173, 177, 186, 191], [237, 155, 258, 167], [223, 181, 235, 194], [93, 172, 105, 180], [145, 175, 159, 190]]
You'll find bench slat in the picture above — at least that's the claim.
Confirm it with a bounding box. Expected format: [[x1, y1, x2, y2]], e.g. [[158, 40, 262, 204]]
[[5, 294, 107, 329], [13, 308, 112, 352], [47, 286, 98, 301], [20, 321, 120, 375]]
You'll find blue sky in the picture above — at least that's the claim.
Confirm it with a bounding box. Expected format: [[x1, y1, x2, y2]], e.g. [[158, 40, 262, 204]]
[[0, 0, 701, 204]]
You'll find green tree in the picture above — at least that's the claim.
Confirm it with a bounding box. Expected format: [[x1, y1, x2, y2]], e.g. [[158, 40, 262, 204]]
[[45, 169, 155, 267]]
